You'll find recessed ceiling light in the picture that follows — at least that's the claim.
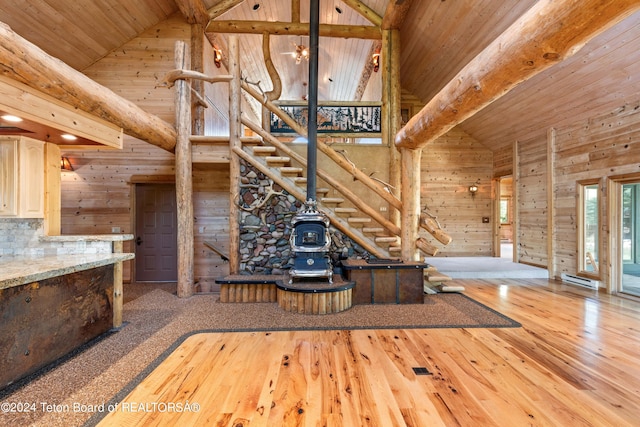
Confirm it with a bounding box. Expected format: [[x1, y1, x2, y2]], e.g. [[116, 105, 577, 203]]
[[61, 134, 77, 141], [1, 114, 22, 122]]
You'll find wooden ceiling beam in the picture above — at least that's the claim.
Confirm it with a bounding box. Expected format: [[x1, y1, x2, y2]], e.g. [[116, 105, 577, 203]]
[[205, 20, 382, 39], [340, 0, 383, 27], [395, 0, 640, 150], [175, 0, 210, 25], [208, 0, 246, 20], [381, 0, 414, 30], [0, 22, 176, 152]]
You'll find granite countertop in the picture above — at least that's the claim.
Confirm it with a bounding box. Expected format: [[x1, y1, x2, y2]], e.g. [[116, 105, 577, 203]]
[[0, 253, 135, 290], [40, 234, 134, 242]]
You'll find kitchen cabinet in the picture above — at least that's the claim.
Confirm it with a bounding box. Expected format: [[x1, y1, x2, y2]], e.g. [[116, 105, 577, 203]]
[[0, 136, 45, 218]]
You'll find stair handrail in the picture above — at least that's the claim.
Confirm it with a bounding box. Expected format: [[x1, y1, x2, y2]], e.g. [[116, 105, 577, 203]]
[[242, 116, 401, 237], [241, 82, 402, 211]]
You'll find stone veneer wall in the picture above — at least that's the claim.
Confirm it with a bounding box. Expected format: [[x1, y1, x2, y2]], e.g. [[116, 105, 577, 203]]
[[0, 219, 112, 256], [238, 160, 368, 275]]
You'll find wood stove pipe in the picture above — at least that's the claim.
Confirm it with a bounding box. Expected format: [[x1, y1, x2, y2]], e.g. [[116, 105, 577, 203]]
[[306, 0, 319, 203]]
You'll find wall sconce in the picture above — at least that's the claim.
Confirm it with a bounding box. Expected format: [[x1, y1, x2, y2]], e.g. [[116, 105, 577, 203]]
[[213, 47, 222, 68], [61, 157, 74, 171], [372, 53, 380, 72], [469, 183, 479, 197]]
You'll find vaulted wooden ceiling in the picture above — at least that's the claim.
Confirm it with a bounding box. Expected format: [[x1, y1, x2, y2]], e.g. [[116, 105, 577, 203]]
[[1, 0, 640, 153]]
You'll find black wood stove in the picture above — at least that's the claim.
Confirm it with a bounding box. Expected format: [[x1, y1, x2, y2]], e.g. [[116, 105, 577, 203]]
[[288, 200, 333, 284], [287, 0, 333, 284]]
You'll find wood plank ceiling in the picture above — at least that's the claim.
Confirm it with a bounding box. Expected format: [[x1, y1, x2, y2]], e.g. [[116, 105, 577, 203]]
[[1, 0, 640, 153]]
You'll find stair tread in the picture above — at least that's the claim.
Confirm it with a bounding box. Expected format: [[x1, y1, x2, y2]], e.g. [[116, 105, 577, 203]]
[[362, 227, 385, 233], [388, 246, 401, 252], [252, 146, 277, 155], [316, 187, 330, 194], [347, 217, 372, 223], [374, 236, 398, 243], [280, 167, 303, 174], [335, 207, 357, 213], [321, 197, 345, 203], [266, 156, 290, 163]]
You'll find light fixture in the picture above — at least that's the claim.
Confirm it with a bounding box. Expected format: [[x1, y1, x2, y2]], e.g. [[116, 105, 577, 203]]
[[61, 157, 74, 171], [469, 183, 479, 197], [1, 114, 23, 122], [372, 53, 380, 72], [213, 47, 222, 68], [61, 133, 77, 141]]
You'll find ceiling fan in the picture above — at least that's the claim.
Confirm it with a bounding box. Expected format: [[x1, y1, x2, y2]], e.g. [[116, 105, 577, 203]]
[[282, 42, 309, 64]]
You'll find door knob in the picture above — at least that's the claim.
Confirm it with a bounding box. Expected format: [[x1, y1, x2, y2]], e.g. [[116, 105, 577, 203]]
[[136, 236, 142, 245]]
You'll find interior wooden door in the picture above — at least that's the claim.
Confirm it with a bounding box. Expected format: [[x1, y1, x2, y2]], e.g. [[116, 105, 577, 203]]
[[135, 183, 178, 282]]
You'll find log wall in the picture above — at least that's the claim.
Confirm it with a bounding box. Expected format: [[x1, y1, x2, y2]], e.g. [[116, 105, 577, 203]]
[[421, 128, 493, 256]]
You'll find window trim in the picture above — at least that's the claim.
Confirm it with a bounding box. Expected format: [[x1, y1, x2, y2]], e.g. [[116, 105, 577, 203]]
[[577, 179, 602, 280]]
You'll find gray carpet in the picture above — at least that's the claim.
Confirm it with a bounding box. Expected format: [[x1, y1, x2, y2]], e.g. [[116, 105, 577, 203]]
[[187, 293, 520, 331]]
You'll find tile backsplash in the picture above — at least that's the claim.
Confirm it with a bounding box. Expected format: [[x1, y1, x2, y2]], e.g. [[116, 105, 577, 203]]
[[0, 219, 112, 256]]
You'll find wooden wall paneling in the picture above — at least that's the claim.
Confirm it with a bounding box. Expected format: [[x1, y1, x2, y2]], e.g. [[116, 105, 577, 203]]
[[420, 128, 493, 256], [552, 100, 640, 282], [547, 128, 557, 279], [517, 134, 548, 268]]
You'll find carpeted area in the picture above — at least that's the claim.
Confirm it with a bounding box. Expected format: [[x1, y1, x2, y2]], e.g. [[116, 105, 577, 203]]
[[182, 292, 520, 331], [0, 285, 518, 427]]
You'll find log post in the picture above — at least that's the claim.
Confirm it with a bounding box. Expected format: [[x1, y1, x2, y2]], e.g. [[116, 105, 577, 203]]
[[174, 41, 194, 298], [383, 28, 402, 228], [228, 36, 241, 274], [191, 24, 205, 136], [400, 147, 421, 261], [112, 240, 124, 327]]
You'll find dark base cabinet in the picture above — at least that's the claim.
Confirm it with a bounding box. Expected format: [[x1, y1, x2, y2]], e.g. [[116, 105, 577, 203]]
[[0, 265, 114, 389], [341, 259, 427, 304]]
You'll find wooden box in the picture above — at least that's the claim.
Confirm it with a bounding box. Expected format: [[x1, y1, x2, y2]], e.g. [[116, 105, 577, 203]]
[[341, 259, 427, 304]]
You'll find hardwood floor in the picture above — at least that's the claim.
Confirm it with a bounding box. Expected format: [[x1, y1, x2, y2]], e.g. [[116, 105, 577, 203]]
[[98, 279, 640, 426]]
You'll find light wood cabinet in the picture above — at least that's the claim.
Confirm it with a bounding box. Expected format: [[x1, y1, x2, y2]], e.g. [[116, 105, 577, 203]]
[[0, 136, 45, 218]]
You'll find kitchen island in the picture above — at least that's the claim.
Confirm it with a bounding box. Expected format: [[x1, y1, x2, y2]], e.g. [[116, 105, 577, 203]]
[[0, 235, 134, 390]]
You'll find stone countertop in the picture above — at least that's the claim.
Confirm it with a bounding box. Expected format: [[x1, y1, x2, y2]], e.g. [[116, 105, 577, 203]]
[[0, 253, 135, 290], [40, 234, 134, 243]]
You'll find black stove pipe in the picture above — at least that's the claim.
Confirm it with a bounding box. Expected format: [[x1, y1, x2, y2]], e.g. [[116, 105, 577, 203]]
[[306, 0, 319, 202]]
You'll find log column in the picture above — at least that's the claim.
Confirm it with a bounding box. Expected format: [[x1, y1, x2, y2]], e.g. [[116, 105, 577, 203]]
[[400, 147, 421, 261], [384, 28, 402, 228], [174, 41, 194, 298], [228, 36, 241, 274]]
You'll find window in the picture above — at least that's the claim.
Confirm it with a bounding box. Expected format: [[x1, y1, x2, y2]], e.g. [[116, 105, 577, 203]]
[[578, 181, 600, 277], [500, 197, 510, 224]]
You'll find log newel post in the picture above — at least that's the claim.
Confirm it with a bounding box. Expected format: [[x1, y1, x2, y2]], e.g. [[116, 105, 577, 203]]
[[400, 147, 422, 262], [228, 36, 241, 274], [174, 41, 195, 298]]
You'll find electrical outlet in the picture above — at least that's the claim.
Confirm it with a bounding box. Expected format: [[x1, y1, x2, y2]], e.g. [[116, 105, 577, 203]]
[[379, 206, 387, 212], [482, 217, 490, 223], [111, 226, 121, 233]]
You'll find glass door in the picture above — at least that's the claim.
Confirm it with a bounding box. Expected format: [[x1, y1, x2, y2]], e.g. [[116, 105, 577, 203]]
[[621, 183, 640, 296]]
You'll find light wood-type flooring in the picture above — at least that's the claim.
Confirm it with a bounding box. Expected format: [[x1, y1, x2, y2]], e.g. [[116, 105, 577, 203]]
[[98, 279, 640, 426]]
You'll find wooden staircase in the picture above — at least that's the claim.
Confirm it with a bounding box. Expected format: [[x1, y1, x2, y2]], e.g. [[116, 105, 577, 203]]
[[240, 141, 400, 258]]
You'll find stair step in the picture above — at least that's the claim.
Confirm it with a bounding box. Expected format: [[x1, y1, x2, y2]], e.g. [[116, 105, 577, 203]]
[[321, 197, 345, 204], [362, 227, 385, 234], [347, 217, 372, 224], [280, 167, 303, 176], [375, 236, 399, 243], [317, 187, 330, 195], [388, 246, 401, 253], [266, 156, 290, 164], [335, 207, 357, 214], [252, 146, 277, 155], [293, 177, 307, 185]]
